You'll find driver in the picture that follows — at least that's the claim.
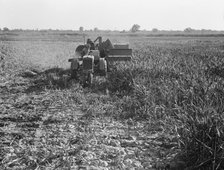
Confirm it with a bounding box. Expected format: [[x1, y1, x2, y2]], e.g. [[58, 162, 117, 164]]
[[87, 38, 95, 50]]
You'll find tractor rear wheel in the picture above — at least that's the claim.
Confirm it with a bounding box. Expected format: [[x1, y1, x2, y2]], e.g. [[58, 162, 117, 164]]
[[82, 72, 93, 87], [71, 69, 78, 80], [99, 58, 107, 76], [70, 58, 79, 80]]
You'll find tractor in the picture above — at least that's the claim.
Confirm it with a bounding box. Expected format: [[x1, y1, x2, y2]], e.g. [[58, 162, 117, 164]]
[[68, 36, 133, 87]]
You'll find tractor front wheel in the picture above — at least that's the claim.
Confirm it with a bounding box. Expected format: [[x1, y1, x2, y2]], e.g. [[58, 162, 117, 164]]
[[87, 72, 93, 86]]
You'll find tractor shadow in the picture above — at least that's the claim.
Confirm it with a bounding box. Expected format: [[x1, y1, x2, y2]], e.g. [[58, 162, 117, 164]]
[[23, 67, 72, 94], [22, 67, 109, 94]]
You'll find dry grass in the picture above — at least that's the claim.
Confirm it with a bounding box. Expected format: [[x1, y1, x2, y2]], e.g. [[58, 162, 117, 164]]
[[1, 33, 224, 169]]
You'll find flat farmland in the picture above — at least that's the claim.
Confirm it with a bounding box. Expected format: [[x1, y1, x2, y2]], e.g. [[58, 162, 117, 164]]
[[1, 31, 224, 170]]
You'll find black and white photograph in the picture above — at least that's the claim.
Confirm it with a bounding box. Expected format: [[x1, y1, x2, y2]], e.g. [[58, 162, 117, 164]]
[[1, 0, 224, 169]]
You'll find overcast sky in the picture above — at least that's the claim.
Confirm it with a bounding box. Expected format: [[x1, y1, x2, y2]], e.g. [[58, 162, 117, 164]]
[[0, 0, 224, 31]]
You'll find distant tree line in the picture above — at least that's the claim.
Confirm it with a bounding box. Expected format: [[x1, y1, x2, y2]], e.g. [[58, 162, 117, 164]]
[[0, 26, 223, 34], [0, 27, 10, 31]]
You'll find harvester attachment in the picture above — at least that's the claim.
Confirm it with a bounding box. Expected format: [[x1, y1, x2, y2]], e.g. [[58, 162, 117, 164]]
[[107, 48, 132, 62], [106, 43, 132, 62]]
